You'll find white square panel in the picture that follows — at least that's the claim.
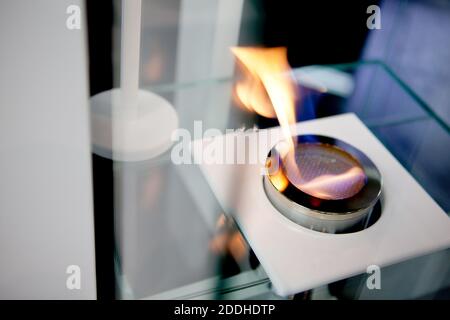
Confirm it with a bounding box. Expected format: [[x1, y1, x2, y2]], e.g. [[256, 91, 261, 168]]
[[193, 113, 450, 296]]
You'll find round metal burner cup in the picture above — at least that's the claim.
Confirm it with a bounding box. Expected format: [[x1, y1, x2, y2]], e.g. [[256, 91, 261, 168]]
[[263, 135, 382, 234]]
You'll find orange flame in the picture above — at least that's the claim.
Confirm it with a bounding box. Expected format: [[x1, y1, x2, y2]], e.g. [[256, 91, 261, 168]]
[[232, 47, 297, 151], [233, 47, 366, 201], [266, 156, 289, 192]]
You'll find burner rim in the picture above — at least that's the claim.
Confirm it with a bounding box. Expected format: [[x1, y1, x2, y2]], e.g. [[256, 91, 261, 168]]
[[264, 175, 375, 219], [265, 134, 383, 216]]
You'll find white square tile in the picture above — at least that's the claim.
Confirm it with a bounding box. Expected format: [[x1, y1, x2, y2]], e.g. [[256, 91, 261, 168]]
[[193, 113, 450, 296]]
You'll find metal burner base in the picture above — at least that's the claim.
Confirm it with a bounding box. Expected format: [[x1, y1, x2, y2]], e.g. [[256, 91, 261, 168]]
[[263, 135, 382, 233]]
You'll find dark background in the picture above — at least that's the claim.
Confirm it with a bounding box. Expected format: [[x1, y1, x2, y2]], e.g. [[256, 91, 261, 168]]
[[241, 0, 377, 66]]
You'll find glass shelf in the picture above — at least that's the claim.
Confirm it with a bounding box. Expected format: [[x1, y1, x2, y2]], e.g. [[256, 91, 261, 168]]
[[114, 60, 450, 299]]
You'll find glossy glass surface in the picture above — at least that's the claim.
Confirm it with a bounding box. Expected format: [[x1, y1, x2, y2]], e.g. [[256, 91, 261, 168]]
[[111, 59, 449, 299]]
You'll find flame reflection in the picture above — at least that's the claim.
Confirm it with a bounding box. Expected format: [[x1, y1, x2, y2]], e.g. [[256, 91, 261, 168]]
[[209, 214, 248, 263]]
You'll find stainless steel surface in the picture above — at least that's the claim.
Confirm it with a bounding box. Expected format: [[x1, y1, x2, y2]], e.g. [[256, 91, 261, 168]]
[[263, 135, 382, 233]]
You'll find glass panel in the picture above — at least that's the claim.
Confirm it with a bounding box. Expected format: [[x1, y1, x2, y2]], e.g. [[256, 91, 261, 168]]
[[100, 1, 450, 300], [112, 57, 450, 299]]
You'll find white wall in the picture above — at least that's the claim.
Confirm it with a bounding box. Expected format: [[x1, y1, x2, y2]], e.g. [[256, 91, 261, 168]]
[[0, 0, 96, 299]]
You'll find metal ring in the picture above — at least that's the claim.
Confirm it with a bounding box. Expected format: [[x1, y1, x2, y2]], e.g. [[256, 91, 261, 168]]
[[263, 135, 382, 233]]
